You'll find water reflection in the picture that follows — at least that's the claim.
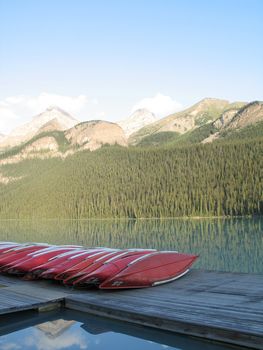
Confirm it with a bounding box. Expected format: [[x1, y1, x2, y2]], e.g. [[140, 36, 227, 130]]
[[0, 217, 262, 273], [0, 309, 237, 350]]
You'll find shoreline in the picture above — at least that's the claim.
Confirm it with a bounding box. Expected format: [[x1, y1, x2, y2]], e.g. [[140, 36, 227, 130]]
[[0, 214, 261, 222]]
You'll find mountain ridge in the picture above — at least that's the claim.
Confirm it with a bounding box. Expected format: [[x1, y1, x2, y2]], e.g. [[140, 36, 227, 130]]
[[0, 98, 262, 163], [128, 98, 245, 145], [0, 120, 127, 165], [0, 106, 79, 149]]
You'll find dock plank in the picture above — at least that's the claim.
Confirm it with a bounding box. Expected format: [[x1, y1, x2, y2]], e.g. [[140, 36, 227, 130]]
[[65, 270, 263, 349], [0, 276, 66, 315]]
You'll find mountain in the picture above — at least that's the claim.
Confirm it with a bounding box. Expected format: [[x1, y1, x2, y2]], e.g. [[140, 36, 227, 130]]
[[37, 320, 75, 338], [10, 106, 78, 135], [0, 98, 262, 164], [0, 120, 127, 165], [117, 108, 158, 137], [221, 101, 263, 130], [202, 101, 263, 143], [65, 120, 127, 151], [129, 98, 244, 145], [0, 106, 78, 149], [36, 118, 66, 134]]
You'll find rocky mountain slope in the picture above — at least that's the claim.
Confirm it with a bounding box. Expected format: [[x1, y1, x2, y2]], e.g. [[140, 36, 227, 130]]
[[128, 98, 245, 145], [221, 101, 263, 130], [135, 99, 263, 147], [65, 120, 127, 151], [36, 118, 66, 134], [202, 101, 263, 143], [0, 106, 78, 149], [117, 108, 158, 136], [0, 120, 127, 165]]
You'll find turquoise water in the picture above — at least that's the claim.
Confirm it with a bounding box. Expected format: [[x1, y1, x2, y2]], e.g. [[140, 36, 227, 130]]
[[0, 217, 262, 273], [0, 310, 240, 350]]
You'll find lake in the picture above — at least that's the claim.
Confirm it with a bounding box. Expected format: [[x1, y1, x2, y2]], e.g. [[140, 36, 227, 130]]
[[0, 217, 262, 273]]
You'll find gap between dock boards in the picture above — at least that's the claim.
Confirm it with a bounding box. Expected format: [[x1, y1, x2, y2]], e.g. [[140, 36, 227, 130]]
[[0, 270, 263, 350]]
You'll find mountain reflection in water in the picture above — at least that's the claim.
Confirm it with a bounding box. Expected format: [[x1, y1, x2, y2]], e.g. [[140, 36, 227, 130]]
[[0, 309, 236, 350]]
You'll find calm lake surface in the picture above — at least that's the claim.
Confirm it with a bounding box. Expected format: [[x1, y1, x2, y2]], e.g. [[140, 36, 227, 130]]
[[0, 217, 262, 273], [0, 309, 241, 350]]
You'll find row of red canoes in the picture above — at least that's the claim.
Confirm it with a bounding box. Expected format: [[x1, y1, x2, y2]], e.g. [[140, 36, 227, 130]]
[[0, 242, 198, 289]]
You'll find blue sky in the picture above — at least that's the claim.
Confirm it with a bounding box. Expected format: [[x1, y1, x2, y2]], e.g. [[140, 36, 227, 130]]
[[0, 0, 262, 133]]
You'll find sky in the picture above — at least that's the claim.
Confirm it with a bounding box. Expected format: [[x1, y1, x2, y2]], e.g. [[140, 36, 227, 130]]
[[0, 0, 262, 134]]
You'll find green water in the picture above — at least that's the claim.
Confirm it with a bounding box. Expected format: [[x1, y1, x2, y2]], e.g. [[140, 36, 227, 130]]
[[0, 217, 262, 273]]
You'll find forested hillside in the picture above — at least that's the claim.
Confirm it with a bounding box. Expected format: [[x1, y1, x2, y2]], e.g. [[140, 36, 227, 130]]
[[0, 137, 262, 219]]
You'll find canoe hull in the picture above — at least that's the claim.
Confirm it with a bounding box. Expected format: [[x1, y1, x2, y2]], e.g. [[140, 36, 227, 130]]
[[100, 253, 198, 289]]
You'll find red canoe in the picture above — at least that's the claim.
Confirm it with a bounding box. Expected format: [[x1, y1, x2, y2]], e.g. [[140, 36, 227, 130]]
[[72, 249, 156, 287], [23, 249, 91, 279], [5, 247, 82, 275], [0, 244, 41, 261], [0, 245, 51, 271], [62, 250, 123, 285], [54, 249, 118, 282], [100, 251, 198, 289], [39, 249, 109, 279], [0, 243, 21, 254]]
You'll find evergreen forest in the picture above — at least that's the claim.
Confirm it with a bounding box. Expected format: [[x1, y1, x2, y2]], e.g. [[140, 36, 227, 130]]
[[0, 137, 262, 219]]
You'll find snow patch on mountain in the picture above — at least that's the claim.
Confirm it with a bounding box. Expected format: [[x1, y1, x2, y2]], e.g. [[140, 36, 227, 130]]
[[118, 108, 158, 136]]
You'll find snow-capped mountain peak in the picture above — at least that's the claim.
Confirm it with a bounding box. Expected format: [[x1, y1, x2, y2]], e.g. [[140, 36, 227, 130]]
[[118, 108, 158, 136], [0, 106, 79, 149], [9, 106, 78, 137]]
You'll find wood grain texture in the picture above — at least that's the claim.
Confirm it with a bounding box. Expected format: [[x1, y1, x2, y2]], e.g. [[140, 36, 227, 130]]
[[65, 270, 263, 349]]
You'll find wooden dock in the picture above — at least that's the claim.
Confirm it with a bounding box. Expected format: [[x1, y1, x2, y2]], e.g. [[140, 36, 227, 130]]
[[0, 275, 66, 315], [0, 270, 262, 349]]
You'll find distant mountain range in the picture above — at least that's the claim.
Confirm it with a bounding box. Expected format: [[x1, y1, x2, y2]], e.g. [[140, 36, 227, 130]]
[[129, 98, 245, 145], [0, 98, 262, 165]]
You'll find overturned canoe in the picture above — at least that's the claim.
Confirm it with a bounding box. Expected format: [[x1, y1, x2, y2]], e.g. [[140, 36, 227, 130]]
[[5, 246, 82, 275], [0, 242, 198, 289], [100, 251, 198, 289], [72, 249, 156, 287]]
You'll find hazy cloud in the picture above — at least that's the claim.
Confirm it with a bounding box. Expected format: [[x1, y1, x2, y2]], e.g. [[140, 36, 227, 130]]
[[0, 343, 21, 350], [131, 93, 182, 117]]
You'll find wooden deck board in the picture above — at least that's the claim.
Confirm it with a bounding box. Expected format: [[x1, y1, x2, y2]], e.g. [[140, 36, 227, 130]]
[[0, 275, 66, 315], [65, 270, 263, 349], [0, 270, 262, 349]]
